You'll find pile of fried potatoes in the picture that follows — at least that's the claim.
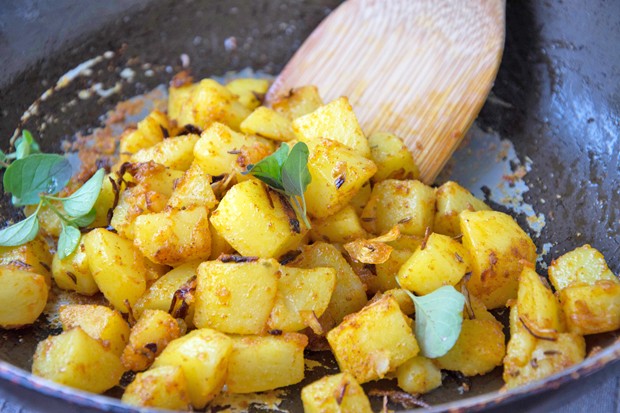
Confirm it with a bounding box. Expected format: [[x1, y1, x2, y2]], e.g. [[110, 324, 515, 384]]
[[0, 75, 619, 412]]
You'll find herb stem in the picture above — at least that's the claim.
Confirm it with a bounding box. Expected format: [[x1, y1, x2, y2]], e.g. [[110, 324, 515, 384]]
[[291, 195, 312, 229]]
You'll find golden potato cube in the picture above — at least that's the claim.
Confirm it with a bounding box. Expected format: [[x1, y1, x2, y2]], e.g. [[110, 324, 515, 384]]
[[167, 162, 218, 210], [435, 318, 505, 376], [124, 161, 185, 197], [168, 81, 196, 123], [193, 122, 274, 179], [121, 309, 181, 371], [120, 110, 171, 157], [208, 220, 235, 260], [503, 332, 585, 389], [376, 288, 415, 315], [272, 85, 324, 121], [226, 333, 307, 393], [122, 365, 191, 410], [90, 172, 119, 228], [83, 228, 148, 313], [434, 181, 490, 237], [369, 249, 413, 294], [0, 236, 52, 286], [177, 78, 251, 131], [52, 239, 99, 295], [350, 181, 372, 217], [517, 266, 565, 340], [25, 201, 62, 237], [548, 244, 618, 291], [395, 356, 442, 395], [59, 304, 130, 357], [460, 210, 537, 309], [0, 267, 48, 328], [210, 179, 307, 258], [268, 266, 336, 332], [240, 106, 295, 141], [559, 281, 620, 335], [398, 233, 471, 295], [327, 295, 419, 383], [369, 132, 419, 182], [362, 179, 436, 237], [309, 205, 367, 244], [293, 242, 367, 325], [151, 328, 233, 409], [301, 372, 372, 413], [225, 78, 270, 110], [293, 97, 370, 158], [504, 304, 537, 369], [465, 293, 497, 322], [130, 134, 199, 171], [304, 138, 377, 219], [194, 259, 279, 334], [133, 206, 211, 266], [32, 327, 123, 393]]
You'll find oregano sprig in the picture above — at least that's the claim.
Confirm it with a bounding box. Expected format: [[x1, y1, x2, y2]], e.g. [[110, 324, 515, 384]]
[[244, 142, 312, 228]]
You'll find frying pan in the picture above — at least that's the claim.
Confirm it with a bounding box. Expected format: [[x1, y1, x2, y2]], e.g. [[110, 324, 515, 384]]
[[0, 0, 619, 412]]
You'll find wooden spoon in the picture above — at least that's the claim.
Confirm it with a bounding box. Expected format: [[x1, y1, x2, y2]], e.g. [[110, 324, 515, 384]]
[[267, 0, 505, 184]]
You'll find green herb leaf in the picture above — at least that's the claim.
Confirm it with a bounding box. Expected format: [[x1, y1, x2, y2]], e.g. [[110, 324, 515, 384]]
[[61, 169, 105, 217], [14, 130, 41, 160], [0, 149, 7, 164], [3, 154, 72, 206], [0, 212, 40, 247], [57, 223, 81, 259], [70, 208, 97, 227], [243, 143, 289, 191], [405, 285, 465, 358], [281, 142, 311, 197]]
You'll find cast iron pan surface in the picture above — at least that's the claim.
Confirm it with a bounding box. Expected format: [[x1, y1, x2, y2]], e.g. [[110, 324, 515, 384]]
[[0, 0, 618, 412]]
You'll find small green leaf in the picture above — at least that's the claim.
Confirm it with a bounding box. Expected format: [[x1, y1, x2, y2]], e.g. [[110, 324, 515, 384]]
[[70, 208, 97, 227], [243, 143, 289, 191], [406, 285, 465, 358], [0, 213, 40, 247], [3, 154, 72, 205], [57, 224, 81, 259], [14, 130, 41, 160], [281, 142, 311, 197], [61, 169, 105, 217]]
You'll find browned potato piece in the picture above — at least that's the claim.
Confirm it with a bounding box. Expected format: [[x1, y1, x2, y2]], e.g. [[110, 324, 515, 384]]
[[0, 267, 48, 329], [0, 236, 52, 286], [309, 205, 368, 244], [240, 106, 296, 141], [369, 132, 419, 182], [121, 309, 181, 371], [433, 181, 490, 237], [167, 162, 218, 210], [548, 244, 618, 291], [272, 85, 324, 120], [130, 134, 199, 171], [225, 78, 270, 110], [32, 327, 123, 394], [460, 210, 537, 309], [349, 181, 372, 217], [52, 239, 99, 295], [395, 356, 442, 395], [559, 280, 620, 335], [326, 295, 419, 383], [225, 333, 307, 393], [369, 249, 412, 294], [301, 372, 373, 413], [119, 110, 171, 158], [122, 365, 191, 410]]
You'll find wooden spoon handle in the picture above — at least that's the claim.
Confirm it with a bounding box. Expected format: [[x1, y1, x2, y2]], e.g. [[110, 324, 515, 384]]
[[268, 0, 505, 184]]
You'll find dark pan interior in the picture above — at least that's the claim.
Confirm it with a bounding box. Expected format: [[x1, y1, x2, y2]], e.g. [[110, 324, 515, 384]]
[[0, 0, 618, 412]]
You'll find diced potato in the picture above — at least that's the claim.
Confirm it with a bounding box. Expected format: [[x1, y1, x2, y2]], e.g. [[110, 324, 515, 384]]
[[52, 239, 99, 295], [130, 134, 199, 171], [433, 181, 490, 237], [504, 304, 537, 369], [517, 266, 565, 340], [59, 304, 130, 357], [361, 179, 436, 237], [369, 132, 419, 182], [377, 288, 415, 315], [465, 293, 497, 322], [83, 229, 148, 313], [0, 267, 48, 328], [548, 244, 618, 291], [122, 365, 191, 410], [369, 249, 412, 294], [268, 266, 336, 332], [301, 372, 373, 413], [133, 206, 211, 266], [0, 236, 52, 286], [168, 80, 197, 124], [208, 221, 235, 260], [293, 242, 367, 326], [226, 78, 270, 110], [226, 333, 307, 393], [349, 181, 372, 217], [293, 97, 370, 157], [120, 110, 171, 157], [167, 162, 218, 210], [194, 259, 279, 334], [124, 162, 185, 197], [240, 107, 295, 141], [460, 210, 537, 309], [25, 201, 62, 237], [121, 309, 181, 371], [272, 85, 324, 120], [559, 281, 620, 335], [32, 327, 123, 393], [395, 356, 442, 395], [304, 138, 377, 219], [176, 78, 252, 131], [309, 205, 367, 244], [151, 328, 233, 409], [398, 233, 471, 295], [327, 295, 419, 383], [210, 179, 307, 258], [193, 122, 274, 179], [90, 172, 119, 228], [435, 318, 505, 376]]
